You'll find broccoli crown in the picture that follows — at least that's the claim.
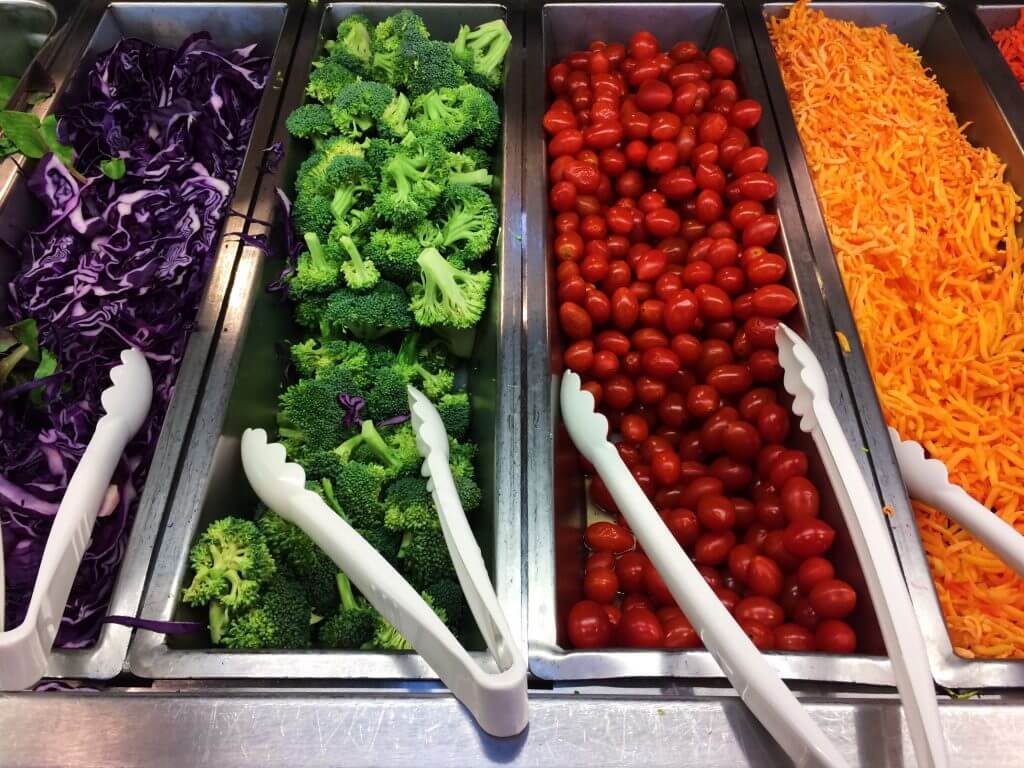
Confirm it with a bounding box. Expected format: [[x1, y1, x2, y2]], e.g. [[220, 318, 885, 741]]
[[452, 20, 510, 92], [364, 365, 411, 423], [296, 137, 365, 199], [302, 548, 343, 616], [337, 420, 421, 480], [357, 524, 404, 564], [306, 58, 360, 103], [363, 137, 398, 172], [408, 88, 470, 149], [182, 517, 276, 609], [334, 459, 387, 529], [294, 296, 329, 330], [399, 527, 457, 589], [221, 575, 312, 649], [437, 391, 470, 440], [405, 38, 466, 97], [330, 80, 396, 138], [289, 337, 378, 382], [338, 233, 380, 291], [328, 13, 374, 74], [371, 9, 429, 56], [433, 184, 497, 264], [383, 475, 438, 532], [288, 231, 343, 300], [293, 193, 335, 243], [373, 135, 447, 227], [380, 92, 410, 140], [454, 471, 482, 513], [298, 448, 345, 488], [286, 103, 336, 140], [257, 512, 319, 574], [364, 229, 422, 284], [424, 578, 466, 630], [319, 598, 377, 648], [409, 247, 492, 329], [320, 280, 413, 340], [277, 364, 364, 452], [458, 83, 501, 149]]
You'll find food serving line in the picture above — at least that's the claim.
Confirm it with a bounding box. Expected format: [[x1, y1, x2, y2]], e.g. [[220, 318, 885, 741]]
[[4, 0, 1024, 765]]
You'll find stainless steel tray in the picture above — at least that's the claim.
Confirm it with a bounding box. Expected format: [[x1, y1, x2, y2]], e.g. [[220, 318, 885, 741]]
[[0, 0, 57, 106], [0, 0, 304, 681], [524, 1, 892, 684], [128, 1, 525, 680], [957, 3, 1024, 146], [745, 0, 1024, 687]]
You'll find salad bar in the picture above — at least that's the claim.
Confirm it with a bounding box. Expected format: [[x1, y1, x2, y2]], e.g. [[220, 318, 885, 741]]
[[5, 0, 1024, 765]]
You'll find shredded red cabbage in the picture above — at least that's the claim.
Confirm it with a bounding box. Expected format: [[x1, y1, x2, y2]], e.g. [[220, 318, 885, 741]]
[[0, 33, 269, 647]]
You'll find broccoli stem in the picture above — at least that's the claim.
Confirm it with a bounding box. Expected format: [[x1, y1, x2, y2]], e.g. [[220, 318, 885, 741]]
[[442, 206, 486, 246], [0, 343, 29, 385], [359, 419, 401, 471], [321, 477, 347, 520], [339, 235, 368, 274], [331, 186, 359, 220], [336, 572, 358, 612], [396, 331, 421, 367], [448, 169, 492, 189], [469, 20, 511, 74], [209, 601, 229, 644]]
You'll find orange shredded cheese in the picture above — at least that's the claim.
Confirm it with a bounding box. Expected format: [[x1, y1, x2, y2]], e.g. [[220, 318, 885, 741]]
[[771, 1, 1024, 658], [835, 331, 851, 353]]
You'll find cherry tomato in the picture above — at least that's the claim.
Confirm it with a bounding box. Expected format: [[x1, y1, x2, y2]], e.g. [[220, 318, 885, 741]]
[[740, 620, 775, 650], [604, 374, 636, 409], [722, 421, 761, 462], [732, 147, 769, 177], [741, 214, 780, 248], [762, 530, 801, 572], [550, 128, 585, 157], [644, 565, 675, 607], [815, 619, 856, 653], [774, 623, 816, 652], [797, 556, 835, 593], [609, 286, 639, 330], [629, 30, 659, 62], [584, 567, 620, 604], [746, 555, 784, 597], [567, 600, 612, 648], [664, 290, 699, 334], [768, 449, 808, 489], [651, 450, 682, 487], [697, 494, 736, 531], [620, 413, 650, 444], [599, 147, 627, 177], [550, 180, 578, 212], [587, 551, 616, 573], [564, 160, 601, 193], [586, 520, 635, 552], [694, 530, 735, 565], [585, 286, 612, 324], [564, 339, 595, 373], [757, 403, 790, 444], [748, 349, 782, 383], [697, 112, 729, 144], [663, 613, 701, 648], [620, 606, 665, 648], [559, 301, 592, 339], [664, 507, 700, 547], [632, 327, 669, 350], [555, 231, 584, 261], [637, 79, 673, 112], [792, 598, 818, 630], [584, 120, 625, 149], [622, 592, 654, 614], [636, 248, 669, 280], [778, 476, 818, 522], [695, 189, 724, 223], [616, 551, 649, 593], [590, 350, 619, 380], [729, 99, 763, 130], [649, 111, 681, 141], [734, 595, 784, 628], [808, 579, 857, 620], [646, 141, 679, 174], [645, 208, 681, 239], [686, 384, 720, 419], [616, 169, 645, 198], [707, 46, 736, 77]]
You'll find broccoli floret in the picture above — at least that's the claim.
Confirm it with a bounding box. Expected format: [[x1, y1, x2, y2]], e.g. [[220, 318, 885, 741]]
[[294, 296, 329, 330], [363, 137, 398, 172], [293, 193, 335, 243], [459, 84, 501, 149], [409, 247, 492, 329], [357, 524, 403, 564], [431, 184, 497, 264], [364, 365, 412, 423], [451, 20, 510, 92], [209, 601, 231, 644], [362, 594, 447, 650], [288, 232, 343, 300], [405, 38, 466, 97], [374, 135, 447, 227], [277, 364, 364, 452], [408, 88, 471, 148], [424, 578, 465, 630], [449, 438, 477, 477], [364, 229, 422, 284], [330, 80, 396, 138], [319, 573, 377, 648], [436, 391, 470, 440], [371, 10, 429, 53], [335, 420, 420, 479], [221, 575, 312, 649], [182, 518, 277, 609], [286, 103, 336, 140], [257, 512, 319, 574], [296, 137, 366, 199], [394, 335, 455, 399], [303, 548, 343, 616], [433, 325, 477, 359], [398, 528, 456, 589], [383, 475, 438, 532], [306, 58, 359, 103], [320, 280, 414, 340], [380, 92, 410, 140], [337, 234, 380, 291], [333, 460, 387, 529], [289, 337, 376, 381], [326, 13, 374, 74], [454, 472, 482, 513]]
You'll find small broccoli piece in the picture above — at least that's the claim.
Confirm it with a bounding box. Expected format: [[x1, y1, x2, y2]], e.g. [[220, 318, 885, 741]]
[[374, 135, 447, 227], [336, 420, 420, 479], [409, 247, 492, 329], [398, 528, 457, 590], [277, 364, 364, 452], [368, 9, 429, 85], [408, 88, 471, 148], [449, 438, 478, 476], [357, 524, 404, 564], [362, 594, 447, 650], [363, 137, 398, 172], [293, 193, 335, 243], [333, 460, 387, 530], [405, 38, 466, 97], [364, 229, 422, 284], [424, 578, 465, 630], [330, 80, 396, 138], [325, 155, 374, 216], [209, 601, 231, 644], [371, 10, 429, 53], [380, 92, 410, 140], [296, 137, 366, 199], [383, 475, 438, 532], [320, 280, 414, 340], [286, 103, 336, 140], [431, 184, 497, 264], [288, 232, 343, 300], [289, 337, 376, 381], [364, 365, 411, 423], [182, 518, 276, 610], [394, 336, 455, 399], [336, 234, 380, 291], [294, 296, 329, 330], [436, 391, 470, 440], [303, 548, 343, 616], [319, 573, 378, 648], [257, 512, 319, 574], [326, 13, 374, 74], [433, 325, 477, 359], [221, 575, 312, 649], [454, 472, 482, 513], [451, 20, 511, 92], [459, 84, 501, 149], [306, 58, 359, 103]]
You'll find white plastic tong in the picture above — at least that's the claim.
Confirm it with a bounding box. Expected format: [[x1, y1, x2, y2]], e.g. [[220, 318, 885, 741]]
[[775, 323, 947, 768], [0, 347, 152, 690], [560, 369, 848, 768], [240, 385, 528, 738]]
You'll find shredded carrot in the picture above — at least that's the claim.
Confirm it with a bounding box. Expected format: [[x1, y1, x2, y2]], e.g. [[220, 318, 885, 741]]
[[770, 1, 1024, 658], [835, 330, 851, 353], [993, 9, 1024, 88], [883, 505, 895, 518]]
